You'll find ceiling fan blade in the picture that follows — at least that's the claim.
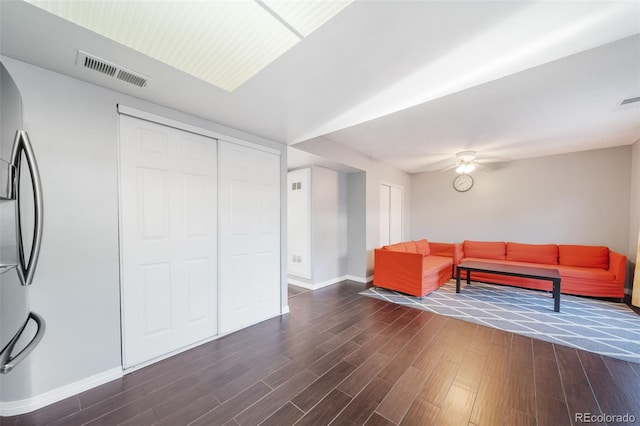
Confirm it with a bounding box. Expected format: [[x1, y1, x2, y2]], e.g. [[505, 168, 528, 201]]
[[475, 155, 510, 163], [417, 158, 458, 172]]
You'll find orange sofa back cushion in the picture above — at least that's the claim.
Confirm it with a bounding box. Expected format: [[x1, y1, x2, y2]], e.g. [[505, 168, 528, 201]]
[[506, 242, 558, 265], [414, 239, 431, 256], [384, 242, 420, 253], [385, 243, 407, 252], [463, 241, 506, 260], [559, 245, 609, 270]]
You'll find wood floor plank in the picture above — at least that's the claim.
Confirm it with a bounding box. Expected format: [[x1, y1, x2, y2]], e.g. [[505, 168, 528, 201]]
[[152, 379, 220, 420], [233, 371, 317, 426], [366, 413, 397, 426], [350, 322, 386, 345], [505, 368, 536, 416], [399, 397, 440, 426], [50, 387, 147, 425], [261, 348, 325, 389], [116, 408, 158, 426], [585, 368, 640, 416], [188, 382, 272, 426], [157, 392, 220, 425], [562, 381, 602, 425], [442, 333, 472, 364], [509, 335, 533, 373], [331, 378, 392, 425], [307, 341, 360, 376], [345, 333, 391, 366], [291, 361, 356, 412], [469, 374, 508, 426], [258, 402, 304, 426], [11, 396, 80, 426], [376, 339, 424, 384], [554, 346, 591, 388], [432, 384, 476, 426], [212, 354, 290, 402], [577, 349, 608, 373], [417, 357, 459, 408], [536, 394, 571, 426], [534, 355, 565, 402], [482, 343, 511, 381], [294, 388, 352, 426], [602, 357, 640, 397], [338, 352, 391, 397], [376, 366, 431, 424], [502, 407, 536, 426], [531, 338, 555, 360], [466, 326, 494, 355], [454, 350, 487, 392]]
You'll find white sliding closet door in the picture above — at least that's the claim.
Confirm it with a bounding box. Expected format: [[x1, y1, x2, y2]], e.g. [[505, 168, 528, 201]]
[[119, 115, 217, 368], [219, 141, 281, 334]]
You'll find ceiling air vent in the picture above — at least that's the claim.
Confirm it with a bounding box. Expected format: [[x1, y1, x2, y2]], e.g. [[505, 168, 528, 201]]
[[76, 51, 150, 88]]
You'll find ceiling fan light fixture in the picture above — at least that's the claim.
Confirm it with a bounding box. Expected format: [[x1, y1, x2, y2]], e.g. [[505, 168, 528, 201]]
[[456, 162, 476, 174]]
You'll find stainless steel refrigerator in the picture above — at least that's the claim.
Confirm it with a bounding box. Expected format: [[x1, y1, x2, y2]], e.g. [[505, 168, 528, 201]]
[[0, 61, 45, 391]]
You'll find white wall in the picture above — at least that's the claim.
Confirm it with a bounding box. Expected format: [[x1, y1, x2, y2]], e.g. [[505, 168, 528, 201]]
[[1, 56, 287, 405], [630, 140, 640, 304], [293, 137, 412, 277], [347, 172, 367, 278], [287, 166, 350, 286], [311, 167, 349, 283], [411, 146, 632, 255]]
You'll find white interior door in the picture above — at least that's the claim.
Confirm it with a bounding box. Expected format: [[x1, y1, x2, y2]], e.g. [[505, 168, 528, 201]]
[[389, 185, 403, 244], [380, 183, 403, 246], [380, 184, 391, 246], [119, 115, 217, 368], [219, 141, 280, 334]]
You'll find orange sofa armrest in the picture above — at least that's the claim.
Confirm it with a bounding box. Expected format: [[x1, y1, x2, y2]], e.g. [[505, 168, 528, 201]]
[[374, 248, 423, 281], [429, 242, 464, 264], [608, 251, 626, 282]]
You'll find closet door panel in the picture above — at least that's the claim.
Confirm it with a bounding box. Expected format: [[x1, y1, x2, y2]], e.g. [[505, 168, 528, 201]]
[[120, 115, 217, 368], [219, 141, 280, 334]]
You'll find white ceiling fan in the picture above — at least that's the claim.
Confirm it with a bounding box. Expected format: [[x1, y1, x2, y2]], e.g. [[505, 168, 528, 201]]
[[436, 151, 510, 174]]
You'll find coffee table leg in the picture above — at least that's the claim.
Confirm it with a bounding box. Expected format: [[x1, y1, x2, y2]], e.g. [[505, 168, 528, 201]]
[[553, 278, 560, 312], [456, 268, 461, 293]]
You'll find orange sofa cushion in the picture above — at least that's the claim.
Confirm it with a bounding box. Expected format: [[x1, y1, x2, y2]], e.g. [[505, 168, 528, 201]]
[[414, 239, 431, 256], [463, 240, 506, 260], [506, 242, 558, 265], [386, 243, 407, 252], [559, 245, 609, 270]]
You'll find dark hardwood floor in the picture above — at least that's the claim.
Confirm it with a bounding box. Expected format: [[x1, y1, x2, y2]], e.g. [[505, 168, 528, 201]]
[[4, 280, 640, 425]]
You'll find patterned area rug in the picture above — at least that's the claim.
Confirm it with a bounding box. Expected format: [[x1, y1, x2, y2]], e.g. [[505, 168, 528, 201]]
[[361, 280, 640, 364]]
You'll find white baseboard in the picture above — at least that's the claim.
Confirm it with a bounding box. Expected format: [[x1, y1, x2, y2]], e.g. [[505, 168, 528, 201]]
[[288, 276, 347, 290], [281, 305, 290, 314], [288, 275, 373, 290], [0, 366, 122, 416], [345, 275, 374, 284]]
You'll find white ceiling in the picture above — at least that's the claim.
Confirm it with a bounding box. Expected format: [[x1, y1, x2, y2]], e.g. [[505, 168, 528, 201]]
[[2, 0, 639, 173]]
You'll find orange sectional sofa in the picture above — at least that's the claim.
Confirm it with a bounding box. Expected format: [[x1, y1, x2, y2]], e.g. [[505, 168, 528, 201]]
[[373, 240, 457, 298], [458, 240, 626, 299]]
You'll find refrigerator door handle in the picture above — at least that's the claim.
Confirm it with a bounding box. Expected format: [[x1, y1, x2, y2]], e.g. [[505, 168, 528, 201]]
[[0, 312, 46, 374], [10, 130, 43, 286]]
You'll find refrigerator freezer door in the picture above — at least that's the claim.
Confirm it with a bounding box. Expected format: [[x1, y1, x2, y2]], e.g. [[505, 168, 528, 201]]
[[1, 62, 23, 161]]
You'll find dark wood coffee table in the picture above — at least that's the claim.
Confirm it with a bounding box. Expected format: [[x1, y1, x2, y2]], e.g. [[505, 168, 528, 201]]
[[456, 260, 562, 312]]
